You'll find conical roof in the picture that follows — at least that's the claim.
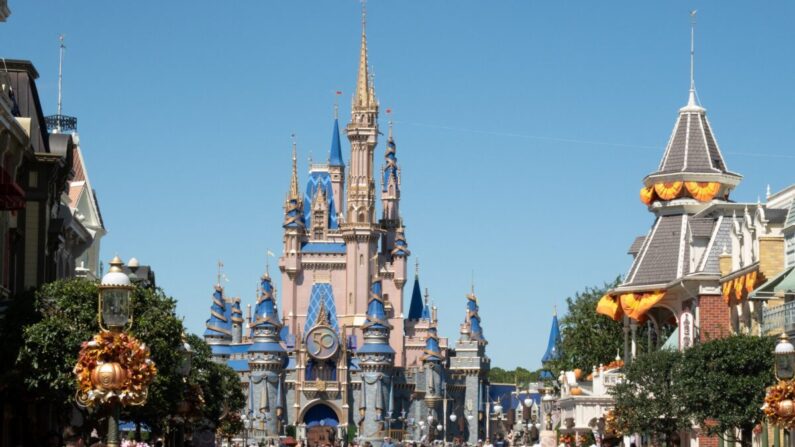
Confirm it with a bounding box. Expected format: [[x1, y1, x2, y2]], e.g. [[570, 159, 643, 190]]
[[541, 314, 561, 363]]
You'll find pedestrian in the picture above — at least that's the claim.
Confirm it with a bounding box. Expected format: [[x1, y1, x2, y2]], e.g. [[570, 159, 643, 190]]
[[484, 438, 493, 447], [384, 438, 395, 447], [62, 426, 84, 447]]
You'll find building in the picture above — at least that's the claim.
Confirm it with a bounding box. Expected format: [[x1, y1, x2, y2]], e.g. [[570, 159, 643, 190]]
[[203, 10, 491, 447]]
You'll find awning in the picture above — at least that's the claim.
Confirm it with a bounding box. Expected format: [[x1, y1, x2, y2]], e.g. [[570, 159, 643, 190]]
[[749, 266, 795, 300], [0, 167, 25, 211]]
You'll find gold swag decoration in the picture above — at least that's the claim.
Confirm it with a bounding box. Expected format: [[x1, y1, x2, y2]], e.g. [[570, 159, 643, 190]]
[[685, 181, 721, 202], [654, 181, 683, 201], [765, 380, 795, 428], [640, 186, 655, 205], [74, 330, 157, 408]]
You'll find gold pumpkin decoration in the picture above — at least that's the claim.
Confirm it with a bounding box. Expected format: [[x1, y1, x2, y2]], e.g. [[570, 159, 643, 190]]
[[765, 381, 795, 428], [91, 362, 127, 391], [570, 387, 583, 396], [654, 182, 683, 201], [573, 368, 583, 380]]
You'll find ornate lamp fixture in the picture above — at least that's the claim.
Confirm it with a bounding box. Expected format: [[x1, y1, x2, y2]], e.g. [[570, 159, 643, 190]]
[[98, 256, 134, 331]]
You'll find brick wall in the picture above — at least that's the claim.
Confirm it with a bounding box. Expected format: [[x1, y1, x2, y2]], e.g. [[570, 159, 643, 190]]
[[698, 434, 718, 447], [699, 294, 730, 341]]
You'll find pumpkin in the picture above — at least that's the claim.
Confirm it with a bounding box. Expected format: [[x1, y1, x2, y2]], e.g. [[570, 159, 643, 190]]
[[91, 362, 127, 391]]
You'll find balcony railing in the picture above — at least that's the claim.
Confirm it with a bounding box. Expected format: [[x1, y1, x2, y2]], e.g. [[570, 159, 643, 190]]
[[762, 300, 795, 336]]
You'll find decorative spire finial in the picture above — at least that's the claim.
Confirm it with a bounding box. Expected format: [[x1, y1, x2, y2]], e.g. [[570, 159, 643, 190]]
[[415, 257, 419, 276], [290, 134, 299, 198], [387, 108, 393, 140], [334, 90, 342, 119], [355, 0, 372, 109], [554, 304, 557, 317], [470, 270, 475, 296], [57, 34, 65, 118], [424, 287, 429, 305], [688, 10, 698, 107], [217, 259, 224, 287]]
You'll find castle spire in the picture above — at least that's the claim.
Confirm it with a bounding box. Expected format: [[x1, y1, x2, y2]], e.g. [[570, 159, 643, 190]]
[[355, 0, 372, 109], [290, 134, 299, 199]]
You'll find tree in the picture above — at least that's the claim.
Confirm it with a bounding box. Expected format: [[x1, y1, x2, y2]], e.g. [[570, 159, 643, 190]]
[[187, 333, 246, 429], [610, 349, 689, 444], [548, 277, 624, 373], [677, 335, 775, 447], [488, 367, 542, 384]]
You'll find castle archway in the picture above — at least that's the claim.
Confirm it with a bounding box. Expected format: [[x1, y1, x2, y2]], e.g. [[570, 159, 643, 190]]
[[301, 402, 340, 447]]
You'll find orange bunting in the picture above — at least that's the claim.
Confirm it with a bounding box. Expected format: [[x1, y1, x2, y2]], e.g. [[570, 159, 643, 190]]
[[596, 294, 622, 321], [745, 271, 758, 293], [722, 281, 733, 304], [684, 181, 721, 202], [734, 275, 745, 301], [654, 182, 683, 201], [640, 186, 655, 205]]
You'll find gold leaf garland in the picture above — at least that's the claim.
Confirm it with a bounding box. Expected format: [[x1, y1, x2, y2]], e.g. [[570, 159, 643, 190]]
[[73, 330, 157, 408], [764, 380, 795, 429]]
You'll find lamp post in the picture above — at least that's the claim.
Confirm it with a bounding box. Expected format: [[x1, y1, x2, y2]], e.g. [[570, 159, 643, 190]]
[[542, 393, 554, 431], [175, 333, 194, 447], [98, 256, 134, 447]]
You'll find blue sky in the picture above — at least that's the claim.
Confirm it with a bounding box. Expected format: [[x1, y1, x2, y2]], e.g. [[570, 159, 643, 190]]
[[3, 1, 794, 370]]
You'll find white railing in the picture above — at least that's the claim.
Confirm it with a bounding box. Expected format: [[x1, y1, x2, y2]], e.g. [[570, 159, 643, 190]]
[[763, 301, 795, 335]]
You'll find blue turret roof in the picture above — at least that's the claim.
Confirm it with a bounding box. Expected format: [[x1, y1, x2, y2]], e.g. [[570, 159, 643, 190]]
[[382, 134, 398, 193], [252, 274, 281, 330], [363, 279, 392, 330], [329, 118, 343, 167], [466, 292, 485, 342], [422, 326, 442, 363], [204, 286, 232, 339], [358, 279, 395, 355], [249, 274, 286, 355], [541, 314, 561, 363], [231, 298, 243, 325], [390, 227, 410, 257], [407, 276, 424, 321]]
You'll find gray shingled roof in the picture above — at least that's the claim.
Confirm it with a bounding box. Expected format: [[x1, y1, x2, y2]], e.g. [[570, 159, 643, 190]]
[[702, 217, 731, 274], [628, 236, 647, 255], [655, 107, 728, 176], [624, 215, 686, 286], [689, 218, 715, 238], [767, 208, 789, 225]]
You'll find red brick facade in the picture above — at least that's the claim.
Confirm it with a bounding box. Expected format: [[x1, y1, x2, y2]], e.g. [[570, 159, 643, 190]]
[[699, 294, 731, 341]]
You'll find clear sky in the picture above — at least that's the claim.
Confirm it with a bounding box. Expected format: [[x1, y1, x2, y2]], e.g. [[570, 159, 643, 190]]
[[3, 1, 794, 370]]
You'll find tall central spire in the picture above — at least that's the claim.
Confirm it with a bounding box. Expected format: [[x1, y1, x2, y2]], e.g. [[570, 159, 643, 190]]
[[355, 1, 371, 109], [687, 10, 698, 107], [289, 134, 299, 199]]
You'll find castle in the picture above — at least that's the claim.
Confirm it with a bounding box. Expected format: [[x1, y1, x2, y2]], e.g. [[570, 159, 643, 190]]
[[203, 9, 490, 447]]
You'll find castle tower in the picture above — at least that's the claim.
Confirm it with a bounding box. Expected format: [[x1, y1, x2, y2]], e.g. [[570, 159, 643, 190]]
[[283, 139, 305, 277], [231, 298, 244, 343], [356, 278, 394, 447], [341, 4, 384, 334], [450, 288, 490, 443], [328, 117, 345, 218], [539, 312, 561, 380], [422, 318, 444, 439], [380, 121, 400, 228], [204, 285, 232, 349], [248, 272, 287, 442], [345, 4, 379, 227]]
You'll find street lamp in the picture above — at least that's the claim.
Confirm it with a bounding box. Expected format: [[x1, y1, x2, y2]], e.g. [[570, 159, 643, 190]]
[[450, 413, 458, 423], [99, 256, 134, 447], [175, 333, 194, 447], [542, 393, 554, 431], [775, 333, 795, 380]]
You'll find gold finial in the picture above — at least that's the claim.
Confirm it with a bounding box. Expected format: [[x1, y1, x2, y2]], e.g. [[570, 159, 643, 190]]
[[355, 0, 371, 109], [290, 134, 299, 198], [317, 298, 330, 326], [109, 255, 124, 273]]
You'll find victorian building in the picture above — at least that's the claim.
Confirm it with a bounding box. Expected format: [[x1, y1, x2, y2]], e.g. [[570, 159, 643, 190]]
[[203, 10, 491, 447]]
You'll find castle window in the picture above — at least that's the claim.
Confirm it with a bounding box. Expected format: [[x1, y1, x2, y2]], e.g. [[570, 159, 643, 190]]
[[359, 254, 363, 266]]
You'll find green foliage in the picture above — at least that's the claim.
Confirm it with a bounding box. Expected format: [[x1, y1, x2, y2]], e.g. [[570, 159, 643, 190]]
[[676, 335, 775, 447], [610, 349, 689, 442], [187, 334, 246, 429], [15, 278, 206, 434], [488, 366, 541, 384], [548, 277, 624, 373], [347, 424, 357, 442]]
